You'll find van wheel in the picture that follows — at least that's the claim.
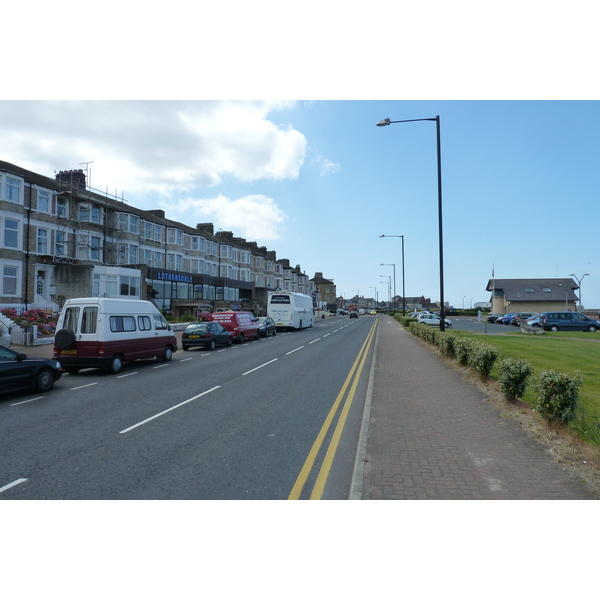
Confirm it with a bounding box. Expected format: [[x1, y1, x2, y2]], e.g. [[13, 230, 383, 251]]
[[550, 326, 559, 332], [108, 356, 123, 374], [35, 368, 55, 392], [55, 329, 76, 350], [589, 326, 597, 332], [160, 346, 173, 361], [238, 333, 244, 343]]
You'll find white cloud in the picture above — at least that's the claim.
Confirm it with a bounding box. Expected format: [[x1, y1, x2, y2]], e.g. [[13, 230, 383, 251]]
[[311, 152, 340, 176], [161, 193, 287, 242], [0, 100, 307, 195]]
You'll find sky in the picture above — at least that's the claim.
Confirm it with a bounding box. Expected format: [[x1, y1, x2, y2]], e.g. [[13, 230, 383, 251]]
[[2, 99, 600, 309]]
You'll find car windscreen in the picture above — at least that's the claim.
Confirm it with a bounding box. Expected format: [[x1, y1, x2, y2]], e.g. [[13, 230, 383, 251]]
[[185, 323, 209, 332]]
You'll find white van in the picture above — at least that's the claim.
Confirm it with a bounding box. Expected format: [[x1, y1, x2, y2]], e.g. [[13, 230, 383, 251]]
[[53, 298, 178, 374]]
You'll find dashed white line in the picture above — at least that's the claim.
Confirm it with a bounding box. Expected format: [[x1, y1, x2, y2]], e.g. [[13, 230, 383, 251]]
[[242, 358, 278, 375], [117, 372, 138, 378], [309, 338, 321, 344], [70, 382, 99, 391], [0, 478, 27, 494], [153, 363, 170, 369], [286, 346, 304, 355], [119, 386, 221, 434]]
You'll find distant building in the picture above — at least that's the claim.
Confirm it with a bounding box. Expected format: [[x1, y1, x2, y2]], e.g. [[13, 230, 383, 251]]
[[486, 278, 579, 313]]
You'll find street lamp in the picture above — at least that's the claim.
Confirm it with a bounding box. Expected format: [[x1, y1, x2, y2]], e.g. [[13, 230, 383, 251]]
[[377, 116, 445, 331], [370, 286, 377, 309], [380, 264, 396, 310], [570, 273, 590, 311], [380, 234, 405, 315], [380, 276, 391, 308]]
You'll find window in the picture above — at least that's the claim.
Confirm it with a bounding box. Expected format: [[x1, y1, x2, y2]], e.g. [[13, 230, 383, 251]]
[[128, 244, 138, 264], [525, 288, 534, 293], [55, 231, 67, 256], [145, 222, 153, 239], [542, 287, 552, 293], [5, 177, 21, 203], [64, 307, 80, 332], [81, 307, 98, 334], [120, 275, 139, 297], [106, 275, 118, 296], [153, 314, 168, 331], [90, 236, 101, 261], [167, 228, 182, 244], [154, 224, 162, 243], [144, 249, 153, 266], [56, 196, 69, 218], [3, 218, 19, 249], [1, 263, 19, 295], [37, 228, 49, 253], [154, 251, 163, 268], [38, 190, 50, 213], [79, 204, 90, 221], [191, 236, 199, 251], [110, 315, 137, 332], [138, 316, 152, 331], [129, 215, 139, 234], [90, 205, 102, 224]]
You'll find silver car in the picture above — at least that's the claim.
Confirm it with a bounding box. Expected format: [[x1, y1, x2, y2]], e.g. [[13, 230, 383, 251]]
[[416, 313, 452, 328]]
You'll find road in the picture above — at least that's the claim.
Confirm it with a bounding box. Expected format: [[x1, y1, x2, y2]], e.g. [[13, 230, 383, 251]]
[[0, 316, 376, 500]]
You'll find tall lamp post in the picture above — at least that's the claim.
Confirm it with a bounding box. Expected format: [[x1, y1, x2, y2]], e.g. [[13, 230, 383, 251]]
[[570, 273, 589, 311], [380, 234, 405, 315], [377, 116, 445, 331], [380, 264, 396, 310], [380, 276, 391, 308], [370, 286, 377, 309]]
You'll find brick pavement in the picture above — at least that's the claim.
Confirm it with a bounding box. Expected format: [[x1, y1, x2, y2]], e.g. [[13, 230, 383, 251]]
[[358, 316, 598, 500]]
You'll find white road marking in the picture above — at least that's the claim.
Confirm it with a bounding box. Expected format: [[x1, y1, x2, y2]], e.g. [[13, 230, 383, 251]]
[[242, 358, 278, 376], [0, 478, 27, 494], [286, 346, 304, 355], [119, 386, 221, 434], [11, 397, 44, 406], [70, 382, 99, 390], [117, 372, 138, 378], [153, 363, 169, 369], [309, 338, 321, 344], [180, 357, 194, 362]]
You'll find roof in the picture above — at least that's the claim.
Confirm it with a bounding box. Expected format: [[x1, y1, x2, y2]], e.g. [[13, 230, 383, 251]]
[[486, 278, 579, 302]]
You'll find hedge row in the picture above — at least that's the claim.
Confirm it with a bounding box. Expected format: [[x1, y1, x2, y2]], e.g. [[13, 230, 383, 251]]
[[405, 321, 583, 424]]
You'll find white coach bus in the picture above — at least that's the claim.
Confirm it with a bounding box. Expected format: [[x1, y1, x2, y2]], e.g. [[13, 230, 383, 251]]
[[267, 291, 315, 330]]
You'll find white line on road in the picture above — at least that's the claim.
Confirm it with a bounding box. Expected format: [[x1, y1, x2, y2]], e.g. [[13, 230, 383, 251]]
[[11, 397, 44, 406], [286, 346, 304, 355], [70, 382, 99, 391], [0, 478, 27, 494], [309, 338, 321, 344], [117, 372, 138, 378], [323, 333, 331, 338], [242, 358, 278, 375], [180, 357, 194, 362], [119, 386, 221, 434], [153, 363, 170, 369]]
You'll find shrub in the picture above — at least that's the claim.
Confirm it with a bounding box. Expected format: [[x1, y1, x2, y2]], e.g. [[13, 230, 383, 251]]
[[535, 370, 582, 424], [437, 332, 457, 357], [454, 337, 475, 365], [467, 342, 499, 377], [497, 357, 533, 399]]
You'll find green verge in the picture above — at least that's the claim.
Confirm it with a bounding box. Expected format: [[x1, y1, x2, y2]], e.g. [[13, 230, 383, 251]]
[[452, 331, 600, 444]]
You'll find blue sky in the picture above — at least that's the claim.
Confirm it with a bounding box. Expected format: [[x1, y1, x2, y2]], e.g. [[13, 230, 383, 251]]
[[2, 100, 599, 309]]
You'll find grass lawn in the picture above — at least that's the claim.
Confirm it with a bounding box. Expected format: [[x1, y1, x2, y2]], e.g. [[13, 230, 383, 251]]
[[458, 331, 600, 443]]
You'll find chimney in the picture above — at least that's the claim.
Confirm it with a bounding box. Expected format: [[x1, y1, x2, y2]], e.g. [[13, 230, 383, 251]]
[[196, 223, 214, 235], [147, 209, 165, 218], [56, 169, 86, 190]]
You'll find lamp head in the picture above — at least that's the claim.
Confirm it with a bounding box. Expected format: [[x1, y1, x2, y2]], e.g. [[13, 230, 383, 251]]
[[376, 118, 391, 127]]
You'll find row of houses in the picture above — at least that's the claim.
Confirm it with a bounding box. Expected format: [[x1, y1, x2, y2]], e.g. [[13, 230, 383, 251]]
[[0, 160, 337, 317]]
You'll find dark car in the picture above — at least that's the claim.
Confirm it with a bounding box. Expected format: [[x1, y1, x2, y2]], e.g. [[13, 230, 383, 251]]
[[487, 313, 501, 323], [498, 313, 517, 325], [0, 345, 63, 395], [349, 311, 358, 318], [181, 322, 232, 351], [256, 317, 277, 337], [510, 312, 538, 326]]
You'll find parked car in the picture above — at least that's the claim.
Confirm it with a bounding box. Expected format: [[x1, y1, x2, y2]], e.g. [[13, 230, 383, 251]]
[[208, 311, 259, 343], [498, 313, 517, 325], [256, 316, 277, 337], [525, 315, 543, 328], [416, 313, 452, 328], [181, 322, 232, 351], [0, 345, 63, 395], [487, 313, 502, 323], [409, 311, 432, 318], [540, 312, 600, 332], [510, 312, 538, 326], [349, 311, 358, 318]]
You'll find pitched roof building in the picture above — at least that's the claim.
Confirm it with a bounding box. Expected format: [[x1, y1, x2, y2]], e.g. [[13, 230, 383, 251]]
[[486, 278, 579, 313]]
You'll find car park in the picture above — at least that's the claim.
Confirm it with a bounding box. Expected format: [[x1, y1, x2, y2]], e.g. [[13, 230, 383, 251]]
[[0, 345, 63, 395], [540, 312, 600, 332], [208, 311, 259, 342], [181, 322, 232, 350], [416, 313, 452, 328], [487, 313, 502, 323], [256, 316, 277, 337]]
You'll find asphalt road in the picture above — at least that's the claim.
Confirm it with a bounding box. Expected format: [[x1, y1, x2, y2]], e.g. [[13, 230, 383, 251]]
[[0, 316, 376, 500]]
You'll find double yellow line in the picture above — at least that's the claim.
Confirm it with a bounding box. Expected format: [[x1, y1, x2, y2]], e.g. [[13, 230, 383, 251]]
[[288, 319, 378, 500]]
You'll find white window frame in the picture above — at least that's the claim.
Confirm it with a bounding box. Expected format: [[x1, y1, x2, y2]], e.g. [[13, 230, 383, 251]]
[[37, 189, 51, 214], [2, 216, 21, 249], [37, 227, 49, 254], [1, 260, 21, 296], [4, 176, 22, 204]]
